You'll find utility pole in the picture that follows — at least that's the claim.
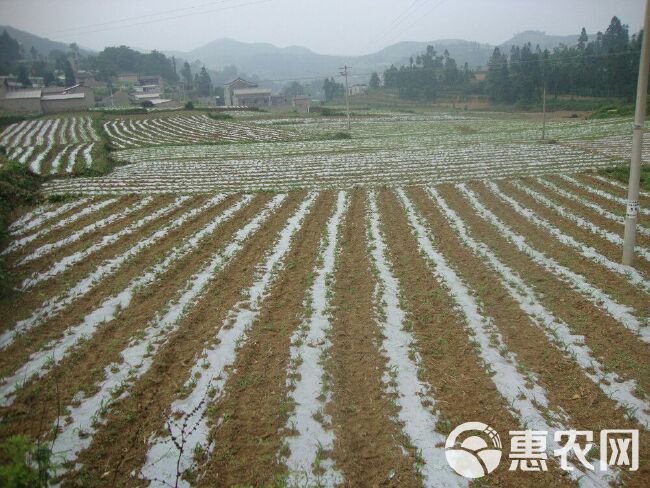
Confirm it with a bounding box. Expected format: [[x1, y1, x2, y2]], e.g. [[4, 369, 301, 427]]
[[542, 84, 547, 140], [622, 0, 650, 265], [109, 83, 114, 108], [340, 65, 351, 131], [541, 55, 547, 140]]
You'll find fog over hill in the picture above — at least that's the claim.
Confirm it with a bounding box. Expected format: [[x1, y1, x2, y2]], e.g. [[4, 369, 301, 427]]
[[1, 23, 588, 83], [165, 30, 588, 82], [0, 25, 95, 57]]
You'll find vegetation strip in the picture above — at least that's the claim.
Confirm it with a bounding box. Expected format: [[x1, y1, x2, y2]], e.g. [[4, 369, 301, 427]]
[[140, 193, 318, 487], [1, 196, 191, 350], [560, 174, 650, 216], [589, 174, 650, 199], [10, 198, 92, 238], [0, 195, 255, 402], [427, 187, 650, 428], [537, 177, 650, 238], [15, 197, 155, 267], [284, 191, 347, 487], [397, 187, 612, 485], [368, 191, 463, 486], [487, 181, 650, 292], [8, 202, 56, 234], [48, 194, 283, 478], [18, 195, 199, 289], [458, 184, 650, 344], [2, 198, 119, 256], [513, 180, 650, 262]]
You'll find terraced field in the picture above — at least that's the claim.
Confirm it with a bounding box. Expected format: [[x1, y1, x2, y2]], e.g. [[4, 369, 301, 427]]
[[1, 111, 648, 486], [0, 116, 99, 175]]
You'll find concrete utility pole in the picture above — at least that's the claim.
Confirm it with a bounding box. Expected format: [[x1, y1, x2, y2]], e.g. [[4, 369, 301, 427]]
[[340, 65, 351, 131], [622, 0, 650, 265], [542, 84, 547, 140]]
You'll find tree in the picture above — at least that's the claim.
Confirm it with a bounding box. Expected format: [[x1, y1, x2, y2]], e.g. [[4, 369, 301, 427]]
[[485, 47, 511, 103], [16, 64, 31, 86], [578, 27, 588, 50], [0, 30, 22, 75], [282, 81, 304, 98], [197, 67, 212, 96], [181, 61, 192, 87], [63, 59, 76, 87], [323, 77, 344, 101], [369, 72, 381, 90], [69, 43, 80, 59]]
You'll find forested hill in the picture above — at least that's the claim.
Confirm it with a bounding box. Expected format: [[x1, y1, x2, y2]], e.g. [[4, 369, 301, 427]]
[[383, 17, 641, 104], [167, 32, 589, 80], [0, 25, 94, 57]]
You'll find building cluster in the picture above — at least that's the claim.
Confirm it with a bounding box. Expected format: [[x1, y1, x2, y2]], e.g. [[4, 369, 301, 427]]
[[101, 75, 179, 109], [0, 77, 95, 114], [0, 72, 317, 114], [224, 77, 311, 113]]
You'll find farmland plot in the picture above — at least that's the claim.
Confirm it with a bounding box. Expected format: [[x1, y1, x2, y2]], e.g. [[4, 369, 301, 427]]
[[1, 170, 649, 487], [102, 114, 296, 148], [37, 111, 645, 195], [1, 116, 100, 175], [44, 141, 616, 194]]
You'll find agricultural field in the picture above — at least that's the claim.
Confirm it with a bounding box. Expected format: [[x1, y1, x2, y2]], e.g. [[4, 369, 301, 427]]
[[1, 110, 649, 487], [0, 116, 99, 175]]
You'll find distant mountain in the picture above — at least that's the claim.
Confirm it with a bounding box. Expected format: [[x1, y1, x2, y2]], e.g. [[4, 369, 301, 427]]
[[500, 30, 586, 52], [0, 24, 588, 83], [166, 38, 345, 81], [0, 25, 94, 57], [170, 31, 586, 82]]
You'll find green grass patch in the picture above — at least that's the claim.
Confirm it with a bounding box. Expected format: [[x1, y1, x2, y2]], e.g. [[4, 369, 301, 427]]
[[0, 158, 42, 296], [0, 435, 54, 488], [207, 112, 234, 121], [599, 164, 650, 191]]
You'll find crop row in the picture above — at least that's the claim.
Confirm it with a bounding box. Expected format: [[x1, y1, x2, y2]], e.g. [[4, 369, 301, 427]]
[[45, 142, 614, 194], [103, 114, 296, 148], [0, 177, 647, 486], [0, 116, 98, 148]]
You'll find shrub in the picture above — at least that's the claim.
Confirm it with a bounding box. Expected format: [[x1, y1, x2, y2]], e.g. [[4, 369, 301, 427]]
[[185, 101, 195, 110], [0, 115, 28, 130], [207, 112, 233, 121], [0, 435, 53, 488], [320, 107, 345, 117], [141, 100, 154, 108], [0, 160, 42, 296], [600, 164, 650, 191]]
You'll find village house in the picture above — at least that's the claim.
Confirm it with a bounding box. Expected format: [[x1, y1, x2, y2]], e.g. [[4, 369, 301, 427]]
[[293, 95, 311, 113], [0, 82, 95, 114], [349, 83, 368, 96], [0, 89, 42, 114], [223, 77, 257, 106], [223, 77, 311, 112]]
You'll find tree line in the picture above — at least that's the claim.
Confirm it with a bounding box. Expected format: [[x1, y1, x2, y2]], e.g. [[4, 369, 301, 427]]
[[374, 16, 643, 105], [381, 45, 475, 101], [485, 17, 643, 104]]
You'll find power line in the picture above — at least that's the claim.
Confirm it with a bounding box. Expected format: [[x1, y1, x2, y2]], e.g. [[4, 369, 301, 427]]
[[46, 0, 272, 39], [46, 0, 241, 36], [384, 0, 447, 47], [373, 0, 429, 45]]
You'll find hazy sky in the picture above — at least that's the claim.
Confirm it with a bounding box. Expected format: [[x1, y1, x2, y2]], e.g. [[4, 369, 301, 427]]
[[0, 0, 646, 55]]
